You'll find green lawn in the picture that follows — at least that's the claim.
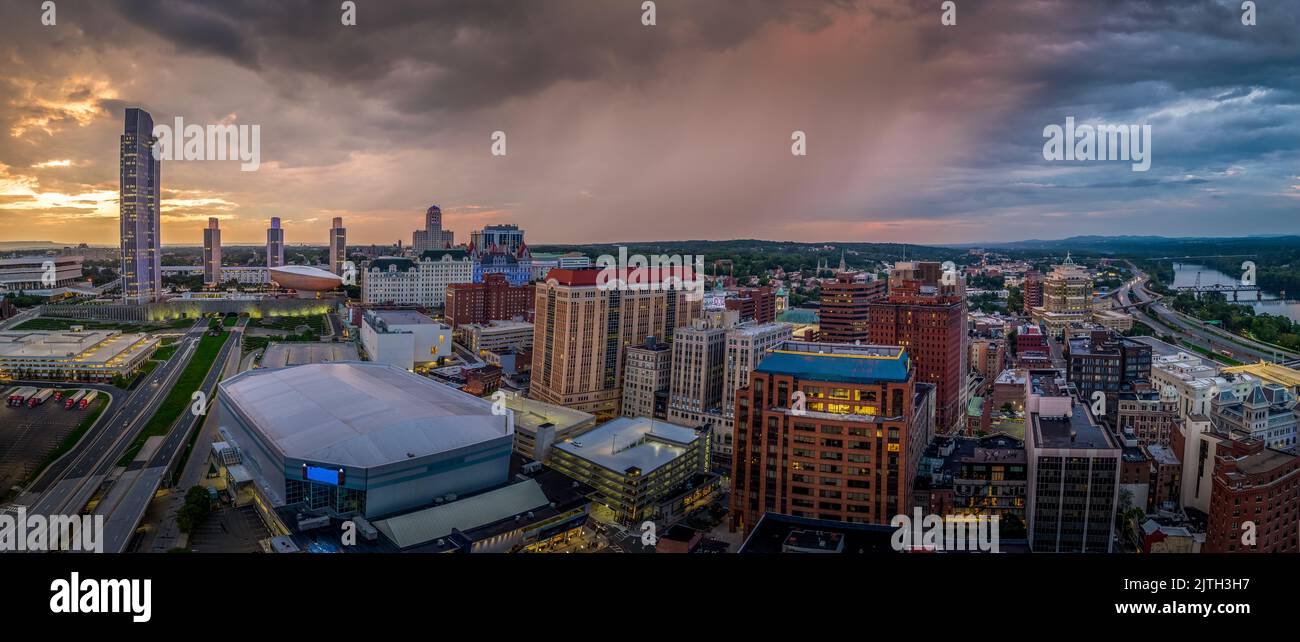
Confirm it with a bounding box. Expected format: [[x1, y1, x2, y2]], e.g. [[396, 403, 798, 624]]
[[117, 330, 231, 465], [152, 344, 179, 361], [253, 314, 327, 333], [14, 317, 195, 333]]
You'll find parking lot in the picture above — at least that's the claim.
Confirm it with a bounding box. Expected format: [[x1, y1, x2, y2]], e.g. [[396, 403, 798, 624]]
[[0, 394, 97, 496]]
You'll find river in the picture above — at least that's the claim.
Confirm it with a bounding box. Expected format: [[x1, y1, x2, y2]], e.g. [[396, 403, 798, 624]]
[[1172, 262, 1300, 323]]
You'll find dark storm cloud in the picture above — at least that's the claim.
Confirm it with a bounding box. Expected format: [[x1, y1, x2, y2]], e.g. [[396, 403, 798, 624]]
[[0, 0, 1296, 245]]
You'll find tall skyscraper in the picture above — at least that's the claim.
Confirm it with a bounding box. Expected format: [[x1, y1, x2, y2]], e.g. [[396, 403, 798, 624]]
[[202, 217, 221, 287], [729, 340, 935, 533], [868, 261, 967, 434], [667, 311, 733, 423], [412, 204, 454, 252], [267, 217, 285, 268], [119, 108, 162, 303], [329, 216, 347, 276], [529, 268, 702, 419]]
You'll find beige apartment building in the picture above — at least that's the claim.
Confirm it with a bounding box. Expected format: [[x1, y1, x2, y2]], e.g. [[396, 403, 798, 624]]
[[529, 269, 701, 419]]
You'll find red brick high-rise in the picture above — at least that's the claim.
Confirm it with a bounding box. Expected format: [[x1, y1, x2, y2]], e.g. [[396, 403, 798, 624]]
[[1203, 437, 1299, 553], [868, 262, 966, 433], [445, 273, 534, 328], [730, 340, 935, 534], [818, 276, 886, 343]]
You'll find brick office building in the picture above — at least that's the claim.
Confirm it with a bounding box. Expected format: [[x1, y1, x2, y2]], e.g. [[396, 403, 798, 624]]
[[445, 273, 534, 328], [1203, 437, 1300, 553], [729, 340, 935, 534]]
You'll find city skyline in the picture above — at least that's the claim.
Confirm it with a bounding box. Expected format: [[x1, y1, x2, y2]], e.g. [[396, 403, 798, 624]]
[[0, 1, 1296, 246]]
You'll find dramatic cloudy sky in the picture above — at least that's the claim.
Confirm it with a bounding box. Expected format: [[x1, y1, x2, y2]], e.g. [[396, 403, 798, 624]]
[[0, 0, 1296, 246]]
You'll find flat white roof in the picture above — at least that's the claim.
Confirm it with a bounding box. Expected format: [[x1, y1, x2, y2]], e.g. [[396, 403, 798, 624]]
[[371, 310, 444, 326], [220, 362, 509, 469], [554, 417, 700, 475], [0, 330, 153, 363], [374, 479, 549, 549]]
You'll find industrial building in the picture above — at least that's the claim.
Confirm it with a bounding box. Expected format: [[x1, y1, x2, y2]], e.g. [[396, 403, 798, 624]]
[[213, 362, 514, 527]]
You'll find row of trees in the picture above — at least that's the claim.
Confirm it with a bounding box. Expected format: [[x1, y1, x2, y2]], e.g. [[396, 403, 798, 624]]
[[1170, 291, 1300, 349]]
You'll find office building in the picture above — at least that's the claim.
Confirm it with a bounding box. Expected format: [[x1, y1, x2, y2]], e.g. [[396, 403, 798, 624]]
[[214, 362, 513, 523], [1024, 369, 1120, 553], [819, 275, 886, 343], [726, 287, 778, 324], [329, 217, 347, 276], [1210, 382, 1298, 451], [1021, 270, 1043, 314], [667, 311, 733, 428], [471, 224, 525, 254], [547, 417, 716, 525], [445, 273, 534, 328], [0, 330, 159, 381], [1065, 328, 1152, 421], [622, 337, 672, 420], [0, 256, 84, 294], [529, 252, 592, 281], [202, 218, 222, 286], [730, 341, 936, 533], [868, 263, 966, 433], [471, 242, 532, 287], [119, 107, 162, 304], [412, 204, 454, 252], [458, 320, 533, 354], [1030, 256, 1093, 336], [498, 392, 598, 461], [914, 433, 1027, 529], [266, 217, 285, 269], [529, 268, 702, 419], [361, 249, 474, 309], [360, 309, 452, 371]]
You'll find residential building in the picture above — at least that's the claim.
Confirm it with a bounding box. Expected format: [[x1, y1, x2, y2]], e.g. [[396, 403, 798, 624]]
[[528, 268, 701, 419]]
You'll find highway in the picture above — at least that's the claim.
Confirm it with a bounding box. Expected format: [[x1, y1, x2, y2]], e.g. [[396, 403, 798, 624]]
[[1117, 265, 1299, 364], [93, 317, 248, 553], [18, 319, 209, 521]]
